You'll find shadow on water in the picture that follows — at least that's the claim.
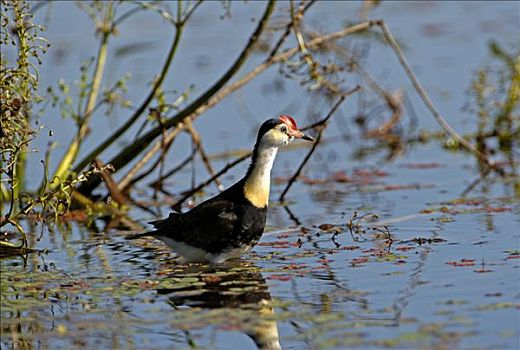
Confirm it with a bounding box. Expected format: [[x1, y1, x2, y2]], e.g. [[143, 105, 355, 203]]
[[158, 262, 281, 350], [1, 234, 285, 349]]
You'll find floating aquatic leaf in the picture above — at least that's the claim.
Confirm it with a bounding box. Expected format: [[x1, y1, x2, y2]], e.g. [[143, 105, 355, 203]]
[[475, 302, 518, 311], [446, 259, 476, 267], [266, 274, 291, 281]]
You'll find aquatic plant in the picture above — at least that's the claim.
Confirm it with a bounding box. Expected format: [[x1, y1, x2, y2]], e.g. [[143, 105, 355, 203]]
[[1, 0, 517, 253], [1, 0, 48, 246]]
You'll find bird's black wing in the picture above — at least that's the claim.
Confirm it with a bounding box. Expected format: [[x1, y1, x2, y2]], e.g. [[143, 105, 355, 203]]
[[154, 197, 241, 254]]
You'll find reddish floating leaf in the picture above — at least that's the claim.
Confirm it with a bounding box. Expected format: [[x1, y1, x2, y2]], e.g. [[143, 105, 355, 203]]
[[396, 246, 415, 251], [446, 258, 476, 267], [340, 246, 360, 251], [354, 169, 389, 177], [351, 257, 369, 264], [484, 207, 511, 213], [330, 171, 351, 183], [283, 264, 306, 270], [319, 224, 336, 230], [267, 274, 291, 281], [300, 176, 328, 185], [474, 268, 493, 273], [382, 184, 419, 191]]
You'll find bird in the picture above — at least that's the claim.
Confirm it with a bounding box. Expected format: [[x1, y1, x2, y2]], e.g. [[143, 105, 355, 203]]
[[132, 115, 313, 264]]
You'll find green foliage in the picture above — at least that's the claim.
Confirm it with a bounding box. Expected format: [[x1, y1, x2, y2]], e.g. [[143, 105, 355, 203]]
[[1, 1, 179, 248], [467, 41, 519, 154], [461, 41, 519, 194], [1, 0, 48, 208], [0, 1, 118, 247]]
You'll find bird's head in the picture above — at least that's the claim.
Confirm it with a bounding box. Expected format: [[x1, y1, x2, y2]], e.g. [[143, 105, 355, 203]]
[[257, 115, 314, 148]]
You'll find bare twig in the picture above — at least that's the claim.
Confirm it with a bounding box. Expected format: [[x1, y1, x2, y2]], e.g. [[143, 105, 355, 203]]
[[73, 2, 192, 174], [93, 159, 127, 206], [149, 148, 197, 189], [283, 205, 302, 226], [375, 20, 493, 167], [116, 122, 184, 192], [279, 87, 359, 201], [184, 120, 223, 189], [49, 3, 113, 189], [290, 0, 341, 95], [268, 0, 316, 58], [170, 152, 252, 210]]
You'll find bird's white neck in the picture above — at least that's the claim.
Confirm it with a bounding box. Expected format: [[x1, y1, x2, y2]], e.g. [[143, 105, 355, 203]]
[[243, 144, 278, 208]]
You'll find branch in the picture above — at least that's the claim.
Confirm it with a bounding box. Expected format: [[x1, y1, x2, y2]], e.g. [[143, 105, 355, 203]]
[[148, 148, 197, 190], [167, 87, 359, 210], [77, 0, 277, 195], [73, 11, 187, 174], [375, 20, 493, 167], [49, 6, 112, 189], [185, 120, 223, 189], [170, 152, 252, 210], [116, 121, 183, 192], [279, 87, 359, 201]]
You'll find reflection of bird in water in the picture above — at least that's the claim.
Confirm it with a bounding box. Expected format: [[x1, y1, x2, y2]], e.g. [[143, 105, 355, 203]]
[[131, 116, 313, 264], [157, 262, 281, 350]]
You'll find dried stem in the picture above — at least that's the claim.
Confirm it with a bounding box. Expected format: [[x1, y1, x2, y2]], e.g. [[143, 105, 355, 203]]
[[184, 120, 223, 189], [149, 148, 197, 189], [93, 159, 126, 206], [170, 152, 252, 210], [116, 122, 184, 192], [50, 3, 113, 189], [279, 87, 359, 201], [375, 20, 493, 167], [73, 3, 190, 174], [268, 0, 316, 58]]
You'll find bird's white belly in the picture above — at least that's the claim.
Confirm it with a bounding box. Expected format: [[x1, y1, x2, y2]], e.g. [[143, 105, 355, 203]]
[[157, 236, 252, 264]]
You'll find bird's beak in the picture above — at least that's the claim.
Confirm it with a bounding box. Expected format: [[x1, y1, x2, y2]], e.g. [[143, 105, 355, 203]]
[[289, 129, 314, 142]]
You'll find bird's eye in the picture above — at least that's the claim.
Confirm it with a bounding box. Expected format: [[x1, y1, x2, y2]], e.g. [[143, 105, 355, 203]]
[[280, 125, 287, 133]]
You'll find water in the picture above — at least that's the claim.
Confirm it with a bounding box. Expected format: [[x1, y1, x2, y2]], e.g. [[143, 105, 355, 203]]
[[1, 1, 519, 349]]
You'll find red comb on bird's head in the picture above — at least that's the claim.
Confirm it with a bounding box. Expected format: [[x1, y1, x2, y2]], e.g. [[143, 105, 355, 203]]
[[279, 115, 297, 130]]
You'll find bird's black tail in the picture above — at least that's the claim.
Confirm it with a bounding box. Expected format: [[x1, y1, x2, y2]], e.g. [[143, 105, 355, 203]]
[[127, 212, 179, 240]]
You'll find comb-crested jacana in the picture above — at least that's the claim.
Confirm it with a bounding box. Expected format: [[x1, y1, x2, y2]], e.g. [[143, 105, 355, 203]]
[[133, 115, 313, 263]]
